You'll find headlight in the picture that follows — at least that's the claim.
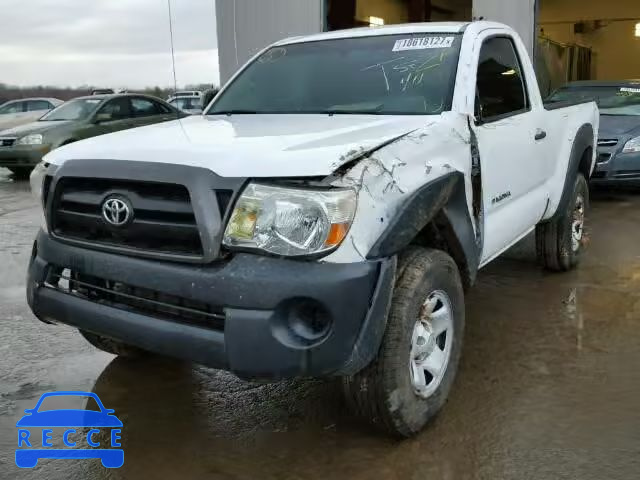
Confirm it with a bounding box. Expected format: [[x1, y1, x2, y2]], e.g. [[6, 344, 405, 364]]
[[223, 183, 356, 257], [17, 134, 43, 145], [623, 136, 640, 154]]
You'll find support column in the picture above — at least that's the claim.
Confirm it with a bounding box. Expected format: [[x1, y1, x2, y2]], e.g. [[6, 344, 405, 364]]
[[473, 0, 536, 58]]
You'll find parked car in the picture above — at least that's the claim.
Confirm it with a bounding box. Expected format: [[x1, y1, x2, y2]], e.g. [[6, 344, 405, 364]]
[[548, 80, 640, 185], [0, 94, 181, 177], [27, 22, 598, 437], [168, 94, 203, 115], [91, 89, 115, 95], [0, 98, 62, 131]]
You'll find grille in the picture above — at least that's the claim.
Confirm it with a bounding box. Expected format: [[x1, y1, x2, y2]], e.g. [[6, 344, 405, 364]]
[[51, 178, 203, 257], [46, 267, 225, 330], [0, 138, 16, 147], [598, 139, 618, 147]]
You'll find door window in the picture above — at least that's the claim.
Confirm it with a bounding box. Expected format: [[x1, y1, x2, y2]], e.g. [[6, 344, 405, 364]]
[[131, 98, 167, 117], [0, 101, 25, 114], [26, 100, 53, 111], [98, 98, 133, 120], [475, 37, 529, 122]]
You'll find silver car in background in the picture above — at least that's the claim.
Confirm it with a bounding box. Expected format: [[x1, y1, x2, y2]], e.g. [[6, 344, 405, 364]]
[[168, 91, 203, 115], [0, 98, 63, 131]]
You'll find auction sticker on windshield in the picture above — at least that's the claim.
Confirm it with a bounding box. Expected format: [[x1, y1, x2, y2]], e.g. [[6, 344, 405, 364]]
[[15, 391, 124, 469], [392, 36, 454, 52]]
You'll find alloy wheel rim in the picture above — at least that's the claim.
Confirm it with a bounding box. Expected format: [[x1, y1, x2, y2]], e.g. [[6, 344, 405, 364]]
[[572, 194, 585, 253], [409, 290, 454, 398]]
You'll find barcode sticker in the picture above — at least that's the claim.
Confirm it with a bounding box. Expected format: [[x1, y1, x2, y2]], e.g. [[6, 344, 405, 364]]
[[392, 36, 454, 52]]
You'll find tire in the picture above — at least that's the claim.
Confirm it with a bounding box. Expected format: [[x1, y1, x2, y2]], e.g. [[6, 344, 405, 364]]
[[536, 173, 589, 272], [8, 167, 33, 179], [343, 247, 465, 437], [79, 330, 146, 358]]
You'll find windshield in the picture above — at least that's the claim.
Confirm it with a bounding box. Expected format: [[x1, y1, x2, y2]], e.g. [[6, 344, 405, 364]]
[[40, 98, 103, 121], [171, 97, 202, 110], [549, 86, 640, 116], [208, 34, 462, 115]]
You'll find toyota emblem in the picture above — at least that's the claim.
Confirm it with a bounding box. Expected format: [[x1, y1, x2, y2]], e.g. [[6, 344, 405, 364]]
[[102, 196, 133, 227]]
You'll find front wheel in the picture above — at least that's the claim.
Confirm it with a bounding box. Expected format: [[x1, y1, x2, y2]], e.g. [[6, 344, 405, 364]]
[[343, 247, 465, 437], [8, 167, 33, 179], [536, 173, 589, 271]]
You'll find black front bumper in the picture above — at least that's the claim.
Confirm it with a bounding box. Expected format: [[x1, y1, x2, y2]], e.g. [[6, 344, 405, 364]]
[[27, 231, 395, 379]]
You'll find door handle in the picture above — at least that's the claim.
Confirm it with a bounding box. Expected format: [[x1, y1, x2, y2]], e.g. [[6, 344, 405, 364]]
[[535, 129, 547, 141]]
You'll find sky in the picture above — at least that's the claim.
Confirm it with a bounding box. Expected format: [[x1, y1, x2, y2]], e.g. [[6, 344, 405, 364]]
[[0, 0, 219, 89]]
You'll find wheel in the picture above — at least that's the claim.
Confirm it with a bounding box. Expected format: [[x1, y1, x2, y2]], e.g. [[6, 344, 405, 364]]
[[343, 247, 465, 437], [80, 330, 146, 358], [536, 173, 589, 271], [8, 167, 33, 179]]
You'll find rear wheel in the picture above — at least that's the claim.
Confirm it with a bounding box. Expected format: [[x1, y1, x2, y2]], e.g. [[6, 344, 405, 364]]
[[536, 173, 589, 271], [80, 330, 147, 358], [343, 247, 465, 437], [8, 167, 33, 179]]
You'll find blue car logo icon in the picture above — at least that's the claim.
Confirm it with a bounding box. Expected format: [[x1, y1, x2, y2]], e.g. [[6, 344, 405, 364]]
[[16, 391, 123, 468]]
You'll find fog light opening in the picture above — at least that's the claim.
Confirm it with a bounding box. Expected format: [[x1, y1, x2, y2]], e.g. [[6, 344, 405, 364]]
[[272, 299, 333, 349]]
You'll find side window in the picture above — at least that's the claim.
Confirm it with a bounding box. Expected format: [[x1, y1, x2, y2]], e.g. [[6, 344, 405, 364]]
[[475, 37, 529, 121], [27, 100, 53, 111], [131, 98, 165, 117], [0, 101, 24, 114], [98, 98, 132, 120]]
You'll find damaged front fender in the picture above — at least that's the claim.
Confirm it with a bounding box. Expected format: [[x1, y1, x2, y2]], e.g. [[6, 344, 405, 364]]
[[324, 112, 481, 286]]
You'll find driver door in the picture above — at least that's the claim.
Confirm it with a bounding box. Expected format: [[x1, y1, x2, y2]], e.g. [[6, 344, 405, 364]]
[[89, 97, 135, 137], [472, 35, 548, 264]]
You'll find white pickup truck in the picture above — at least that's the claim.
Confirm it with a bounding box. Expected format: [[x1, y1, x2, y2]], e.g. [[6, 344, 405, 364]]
[[28, 22, 598, 437]]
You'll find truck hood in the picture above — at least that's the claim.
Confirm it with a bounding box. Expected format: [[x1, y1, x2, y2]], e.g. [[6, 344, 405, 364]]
[[45, 114, 435, 177], [599, 114, 640, 137]]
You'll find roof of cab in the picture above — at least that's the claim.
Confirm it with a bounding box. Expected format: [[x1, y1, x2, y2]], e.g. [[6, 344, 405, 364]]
[[276, 22, 470, 46]]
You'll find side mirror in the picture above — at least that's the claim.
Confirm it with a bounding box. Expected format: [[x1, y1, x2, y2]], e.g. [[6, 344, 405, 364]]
[[94, 113, 113, 124]]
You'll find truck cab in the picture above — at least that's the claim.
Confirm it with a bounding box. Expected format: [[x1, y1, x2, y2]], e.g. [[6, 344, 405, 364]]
[[27, 22, 598, 437]]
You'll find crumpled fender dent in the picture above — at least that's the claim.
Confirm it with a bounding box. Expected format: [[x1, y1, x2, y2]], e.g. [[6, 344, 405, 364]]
[[324, 112, 480, 283]]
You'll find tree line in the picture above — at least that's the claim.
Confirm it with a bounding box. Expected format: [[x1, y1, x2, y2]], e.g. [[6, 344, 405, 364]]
[[0, 83, 218, 105]]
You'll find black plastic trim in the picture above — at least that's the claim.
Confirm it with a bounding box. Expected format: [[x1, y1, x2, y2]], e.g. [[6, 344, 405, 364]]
[[27, 233, 395, 378], [46, 160, 247, 264], [543, 98, 595, 111], [548, 123, 594, 220], [366, 171, 480, 284]]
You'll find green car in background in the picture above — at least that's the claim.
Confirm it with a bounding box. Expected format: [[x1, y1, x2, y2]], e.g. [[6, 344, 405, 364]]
[[0, 94, 183, 177]]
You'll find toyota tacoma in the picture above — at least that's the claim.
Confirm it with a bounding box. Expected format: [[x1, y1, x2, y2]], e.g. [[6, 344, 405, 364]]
[[27, 22, 598, 437]]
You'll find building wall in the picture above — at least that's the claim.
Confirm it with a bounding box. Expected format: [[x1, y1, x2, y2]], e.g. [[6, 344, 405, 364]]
[[216, 0, 324, 84], [216, 0, 537, 84], [539, 0, 640, 80]]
